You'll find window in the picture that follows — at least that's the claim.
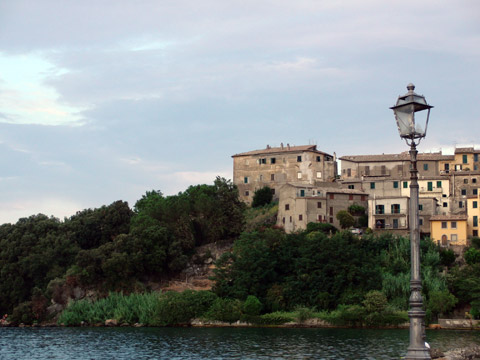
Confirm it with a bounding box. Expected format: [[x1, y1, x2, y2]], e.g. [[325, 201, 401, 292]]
[[348, 185, 355, 189], [419, 204, 423, 211], [244, 177, 249, 184], [365, 166, 370, 175], [391, 204, 400, 214], [329, 217, 334, 224], [285, 204, 290, 211], [463, 154, 468, 164], [474, 230, 479, 237], [474, 216, 478, 227], [317, 202, 322, 209], [451, 221, 457, 229], [271, 174, 275, 181], [464, 179, 469, 184], [451, 234, 458, 242], [474, 201, 478, 209], [445, 163, 450, 171], [329, 194, 334, 200], [316, 171, 322, 179], [459, 201, 464, 208], [270, 157, 276, 164], [419, 218, 423, 226], [376, 205, 385, 215], [349, 195, 353, 200], [475, 154, 479, 162], [361, 195, 367, 201], [299, 214, 303, 221], [423, 163, 428, 171], [297, 172, 302, 179], [259, 158, 266, 164], [300, 190, 305, 197], [474, 189, 478, 196], [290, 216, 292, 223], [347, 168, 351, 177], [393, 181, 399, 189], [474, 178, 477, 184], [441, 222, 447, 229], [329, 207, 333, 216], [297, 155, 302, 162], [403, 181, 408, 188], [282, 217, 285, 224], [443, 202, 448, 207], [462, 189, 467, 196], [271, 188, 275, 195], [316, 156, 321, 162], [427, 182, 433, 191], [245, 191, 249, 196], [370, 182, 375, 189], [437, 181, 442, 188], [393, 219, 399, 229]]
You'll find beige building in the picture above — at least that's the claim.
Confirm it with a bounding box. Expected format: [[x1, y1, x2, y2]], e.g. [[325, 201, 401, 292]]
[[232, 144, 337, 204], [277, 183, 367, 233]]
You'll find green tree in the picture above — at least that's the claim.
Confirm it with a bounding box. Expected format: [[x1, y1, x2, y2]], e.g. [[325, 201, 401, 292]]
[[336, 210, 355, 229], [252, 186, 273, 208]]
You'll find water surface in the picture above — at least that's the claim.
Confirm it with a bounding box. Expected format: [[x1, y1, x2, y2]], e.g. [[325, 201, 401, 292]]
[[1, 327, 479, 359]]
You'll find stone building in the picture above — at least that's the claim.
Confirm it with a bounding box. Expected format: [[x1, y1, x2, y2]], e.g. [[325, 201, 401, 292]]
[[277, 183, 367, 233], [232, 144, 337, 204]]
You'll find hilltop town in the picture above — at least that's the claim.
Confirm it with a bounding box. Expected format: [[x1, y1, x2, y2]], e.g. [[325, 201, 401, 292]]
[[232, 144, 480, 248]]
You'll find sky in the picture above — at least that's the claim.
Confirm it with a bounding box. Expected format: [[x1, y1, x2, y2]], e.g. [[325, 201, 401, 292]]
[[0, 0, 479, 224]]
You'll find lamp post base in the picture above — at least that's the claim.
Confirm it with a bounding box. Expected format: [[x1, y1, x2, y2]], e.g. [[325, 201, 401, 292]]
[[405, 348, 431, 360]]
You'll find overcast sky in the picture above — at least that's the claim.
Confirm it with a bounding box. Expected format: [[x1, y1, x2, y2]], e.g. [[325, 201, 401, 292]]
[[0, 0, 479, 224]]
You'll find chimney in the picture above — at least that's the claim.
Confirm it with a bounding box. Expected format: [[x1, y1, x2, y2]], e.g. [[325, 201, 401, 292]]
[[281, 143, 284, 149], [287, 143, 290, 150]]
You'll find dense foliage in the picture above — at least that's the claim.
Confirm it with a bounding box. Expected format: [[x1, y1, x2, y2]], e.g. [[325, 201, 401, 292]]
[[251, 186, 273, 208], [212, 228, 452, 321], [0, 178, 244, 317]]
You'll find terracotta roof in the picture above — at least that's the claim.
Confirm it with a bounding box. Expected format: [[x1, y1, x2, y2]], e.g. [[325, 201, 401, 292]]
[[340, 152, 454, 162], [232, 144, 333, 157], [430, 214, 468, 221], [454, 147, 480, 154]]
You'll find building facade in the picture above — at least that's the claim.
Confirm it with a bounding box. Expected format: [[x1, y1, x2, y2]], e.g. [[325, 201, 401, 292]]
[[232, 144, 337, 204]]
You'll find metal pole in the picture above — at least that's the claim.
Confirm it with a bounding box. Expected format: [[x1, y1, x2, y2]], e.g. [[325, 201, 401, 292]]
[[406, 141, 431, 360]]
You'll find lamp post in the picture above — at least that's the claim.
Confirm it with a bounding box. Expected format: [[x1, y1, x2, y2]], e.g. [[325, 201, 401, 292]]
[[391, 83, 433, 360]]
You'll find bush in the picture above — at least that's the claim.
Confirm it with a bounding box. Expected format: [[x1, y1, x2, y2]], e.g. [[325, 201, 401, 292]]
[[242, 295, 262, 316], [10, 302, 35, 325], [252, 186, 273, 208], [439, 248, 456, 267], [363, 291, 387, 313], [257, 312, 296, 325], [155, 290, 218, 326], [205, 298, 242, 323], [465, 248, 480, 265], [295, 307, 314, 323], [336, 211, 355, 229], [427, 290, 458, 317], [471, 237, 480, 249], [305, 222, 337, 235]]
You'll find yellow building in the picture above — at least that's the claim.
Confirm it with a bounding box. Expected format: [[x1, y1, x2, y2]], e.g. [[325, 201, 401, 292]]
[[451, 147, 480, 172], [430, 214, 468, 246], [467, 195, 480, 238]]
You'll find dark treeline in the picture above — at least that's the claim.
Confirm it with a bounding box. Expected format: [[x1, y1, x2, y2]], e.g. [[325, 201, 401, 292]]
[[0, 177, 244, 320], [0, 177, 479, 326]]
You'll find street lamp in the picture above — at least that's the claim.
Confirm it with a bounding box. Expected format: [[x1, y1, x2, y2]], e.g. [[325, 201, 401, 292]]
[[391, 83, 433, 360]]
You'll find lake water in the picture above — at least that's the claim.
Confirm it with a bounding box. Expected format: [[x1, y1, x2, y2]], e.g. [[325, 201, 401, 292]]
[[0, 327, 479, 359]]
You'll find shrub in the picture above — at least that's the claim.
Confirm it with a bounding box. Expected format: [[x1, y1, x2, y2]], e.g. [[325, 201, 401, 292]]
[[295, 307, 314, 323], [427, 290, 458, 317], [336, 211, 355, 229], [257, 312, 296, 325], [363, 291, 387, 313], [305, 222, 337, 235], [252, 186, 273, 208], [205, 298, 242, 323], [10, 302, 35, 325], [465, 248, 480, 265], [242, 295, 262, 316], [439, 248, 456, 267], [471, 237, 480, 249], [155, 290, 218, 326]]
